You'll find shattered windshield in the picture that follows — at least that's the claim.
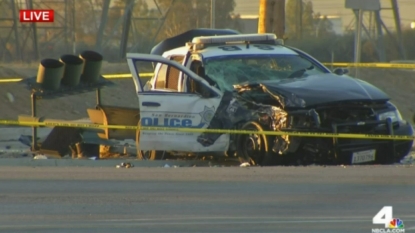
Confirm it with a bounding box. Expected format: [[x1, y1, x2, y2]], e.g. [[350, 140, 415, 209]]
[[204, 54, 327, 91]]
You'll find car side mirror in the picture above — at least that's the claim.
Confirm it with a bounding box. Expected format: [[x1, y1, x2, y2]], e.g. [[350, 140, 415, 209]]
[[333, 68, 349, 75]]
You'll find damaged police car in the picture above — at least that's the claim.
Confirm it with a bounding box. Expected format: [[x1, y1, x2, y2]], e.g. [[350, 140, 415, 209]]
[[128, 29, 413, 166]]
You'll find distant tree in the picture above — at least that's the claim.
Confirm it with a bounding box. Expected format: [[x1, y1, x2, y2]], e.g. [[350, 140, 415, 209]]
[[302, 1, 314, 37], [105, 0, 154, 53], [155, 0, 240, 40], [286, 0, 335, 40], [212, 0, 239, 29], [285, 0, 314, 40], [156, 0, 195, 38], [71, 0, 107, 46], [361, 40, 378, 62], [0, 1, 16, 60], [314, 14, 335, 38], [402, 29, 415, 60], [229, 13, 245, 33]]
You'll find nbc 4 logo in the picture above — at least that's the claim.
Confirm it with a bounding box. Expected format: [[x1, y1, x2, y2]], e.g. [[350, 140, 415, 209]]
[[372, 206, 405, 233]]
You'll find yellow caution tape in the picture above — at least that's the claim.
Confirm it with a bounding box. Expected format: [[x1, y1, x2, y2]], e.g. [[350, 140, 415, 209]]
[[322, 62, 415, 69], [103, 73, 153, 78], [0, 120, 413, 141], [1, 62, 414, 83], [0, 78, 22, 83], [0, 73, 153, 83]]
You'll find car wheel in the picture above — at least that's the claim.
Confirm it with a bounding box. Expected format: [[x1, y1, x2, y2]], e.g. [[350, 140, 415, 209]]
[[135, 120, 165, 160], [236, 121, 271, 166], [137, 149, 166, 160]]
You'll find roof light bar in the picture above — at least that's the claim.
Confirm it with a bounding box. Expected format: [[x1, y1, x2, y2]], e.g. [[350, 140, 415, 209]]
[[192, 33, 277, 45]]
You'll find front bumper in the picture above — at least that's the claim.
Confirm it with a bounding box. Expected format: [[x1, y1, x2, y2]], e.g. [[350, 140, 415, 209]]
[[333, 120, 413, 164]]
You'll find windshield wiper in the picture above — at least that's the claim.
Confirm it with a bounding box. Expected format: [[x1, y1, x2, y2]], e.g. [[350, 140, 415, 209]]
[[287, 65, 314, 79]]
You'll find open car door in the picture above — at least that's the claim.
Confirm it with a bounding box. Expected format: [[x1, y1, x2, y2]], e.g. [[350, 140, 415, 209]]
[[126, 53, 229, 152]]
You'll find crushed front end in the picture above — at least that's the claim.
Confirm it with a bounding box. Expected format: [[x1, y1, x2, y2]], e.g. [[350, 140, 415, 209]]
[[285, 101, 414, 165], [197, 83, 413, 165]]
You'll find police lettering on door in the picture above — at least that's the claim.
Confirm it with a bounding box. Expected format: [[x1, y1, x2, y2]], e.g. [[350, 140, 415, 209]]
[[141, 106, 215, 128], [142, 115, 193, 127]]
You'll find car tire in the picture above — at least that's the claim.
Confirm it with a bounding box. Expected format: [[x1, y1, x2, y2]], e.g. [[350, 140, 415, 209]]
[[135, 120, 165, 160], [236, 121, 276, 166]]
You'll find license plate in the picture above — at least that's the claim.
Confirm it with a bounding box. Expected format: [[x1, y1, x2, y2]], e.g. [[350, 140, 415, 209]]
[[351, 149, 376, 164]]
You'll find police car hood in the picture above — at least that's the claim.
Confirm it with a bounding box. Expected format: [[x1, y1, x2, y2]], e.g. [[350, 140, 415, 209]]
[[234, 73, 390, 108]]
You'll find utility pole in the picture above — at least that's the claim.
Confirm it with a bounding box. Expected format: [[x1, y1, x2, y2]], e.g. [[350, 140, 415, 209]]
[[120, 0, 134, 59], [10, 0, 22, 61], [95, 0, 111, 53], [258, 0, 285, 39], [354, 9, 363, 77], [26, 0, 39, 60], [211, 0, 215, 29], [390, 0, 406, 59], [374, 11, 386, 62], [72, 0, 76, 54], [345, 0, 381, 77]]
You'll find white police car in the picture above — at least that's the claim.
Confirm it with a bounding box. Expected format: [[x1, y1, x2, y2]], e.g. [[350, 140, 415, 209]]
[[127, 29, 413, 166]]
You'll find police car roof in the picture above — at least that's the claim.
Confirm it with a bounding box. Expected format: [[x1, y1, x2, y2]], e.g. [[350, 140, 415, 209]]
[[163, 44, 298, 58]]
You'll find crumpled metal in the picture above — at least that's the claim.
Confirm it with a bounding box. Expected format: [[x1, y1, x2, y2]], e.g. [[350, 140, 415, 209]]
[[197, 89, 290, 151]]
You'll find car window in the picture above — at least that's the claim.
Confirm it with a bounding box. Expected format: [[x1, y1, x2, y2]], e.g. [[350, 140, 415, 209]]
[[154, 55, 184, 91], [165, 56, 184, 90], [204, 54, 327, 91], [154, 63, 167, 89], [187, 60, 207, 94]]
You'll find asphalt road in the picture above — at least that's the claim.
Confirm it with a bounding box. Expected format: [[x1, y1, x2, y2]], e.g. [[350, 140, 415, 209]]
[[0, 165, 414, 233]]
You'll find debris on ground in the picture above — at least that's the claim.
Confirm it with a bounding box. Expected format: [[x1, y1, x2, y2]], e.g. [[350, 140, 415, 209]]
[[33, 154, 48, 159], [18, 135, 35, 147], [163, 164, 179, 168], [399, 153, 415, 165], [240, 162, 250, 167], [115, 162, 134, 168], [6, 92, 14, 103]]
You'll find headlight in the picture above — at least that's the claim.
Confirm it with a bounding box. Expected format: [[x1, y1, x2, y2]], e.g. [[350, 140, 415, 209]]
[[378, 110, 402, 122]]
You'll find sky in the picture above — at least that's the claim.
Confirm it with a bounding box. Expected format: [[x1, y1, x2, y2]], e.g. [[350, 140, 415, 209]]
[[233, 0, 415, 30]]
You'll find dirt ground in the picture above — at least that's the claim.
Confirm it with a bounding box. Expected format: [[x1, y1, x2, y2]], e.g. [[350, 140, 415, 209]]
[[0, 63, 414, 123]]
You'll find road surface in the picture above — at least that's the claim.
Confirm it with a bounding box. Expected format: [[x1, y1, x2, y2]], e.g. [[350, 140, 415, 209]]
[[0, 165, 414, 233]]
